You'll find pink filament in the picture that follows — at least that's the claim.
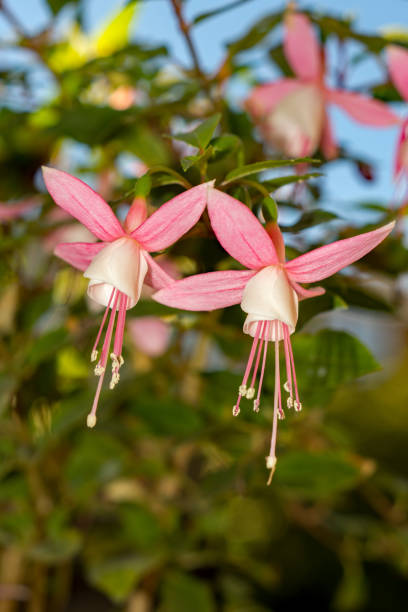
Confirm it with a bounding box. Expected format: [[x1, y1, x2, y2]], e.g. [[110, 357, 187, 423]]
[[233, 320, 262, 413], [269, 321, 281, 459], [282, 323, 293, 397], [89, 291, 120, 420], [91, 287, 116, 356], [286, 326, 300, 406], [248, 321, 266, 389], [113, 293, 128, 358], [254, 321, 270, 409]]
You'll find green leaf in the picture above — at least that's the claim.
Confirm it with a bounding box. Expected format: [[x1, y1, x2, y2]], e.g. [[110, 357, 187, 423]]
[[282, 208, 337, 232], [65, 433, 127, 501], [181, 146, 213, 172], [261, 172, 323, 191], [222, 158, 320, 184], [193, 0, 255, 25], [25, 329, 68, 368], [210, 134, 243, 163], [47, 0, 79, 14], [160, 571, 215, 612], [289, 330, 380, 407], [261, 196, 278, 222], [131, 397, 202, 436], [172, 114, 221, 150], [88, 555, 159, 604], [134, 173, 151, 197], [95, 1, 140, 57], [274, 451, 360, 499], [227, 11, 283, 55]]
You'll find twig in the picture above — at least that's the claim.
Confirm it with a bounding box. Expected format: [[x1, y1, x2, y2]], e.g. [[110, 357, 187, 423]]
[[0, 1, 26, 38], [169, 0, 204, 78]]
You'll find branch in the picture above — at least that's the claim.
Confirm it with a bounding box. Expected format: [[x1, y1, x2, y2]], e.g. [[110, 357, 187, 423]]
[[169, 0, 204, 78], [0, 0, 27, 38]]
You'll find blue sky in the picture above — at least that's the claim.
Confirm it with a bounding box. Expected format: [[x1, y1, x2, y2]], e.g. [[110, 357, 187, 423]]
[[1, 0, 407, 215]]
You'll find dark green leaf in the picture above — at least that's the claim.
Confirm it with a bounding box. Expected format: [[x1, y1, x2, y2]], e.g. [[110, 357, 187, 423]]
[[171, 114, 221, 150], [223, 158, 320, 184], [275, 451, 360, 499], [261, 196, 278, 222], [160, 571, 215, 612], [193, 0, 256, 25]]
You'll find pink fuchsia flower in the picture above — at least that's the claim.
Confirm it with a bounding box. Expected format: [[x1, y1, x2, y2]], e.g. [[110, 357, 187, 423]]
[[128, 316, 172, 357], [154, 188, 395, 482], [0, 197, 41, 222], [386, 46, 408, 180], [42, 167, 209, 427], [246, 12, 399, 158]]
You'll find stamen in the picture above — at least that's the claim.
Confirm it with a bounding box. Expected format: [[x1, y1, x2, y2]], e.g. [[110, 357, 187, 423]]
[[286, 324, 301, 408], [238, 385, 247, 397], [246, 322, 266, 399], [282, 324, 293, 401], [233, 321, 262, 415], [253, 321, 270, 413], [287, 396, 294, 409], [87, 290, 119, 427], [94, 364, 105, 376], [109, 293, 128, 389], [267, 321, 280, 485], [266, 455, 277, 485], [90, 287, 115, 362]]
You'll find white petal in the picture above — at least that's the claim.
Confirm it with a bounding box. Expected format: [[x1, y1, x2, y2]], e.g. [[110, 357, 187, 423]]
[[241, 265, 298, 339], [263, 84, 324, 157], [84, 237, 148, 308]]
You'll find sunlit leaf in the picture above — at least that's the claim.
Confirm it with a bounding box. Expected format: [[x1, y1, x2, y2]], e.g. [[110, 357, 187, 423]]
[[95, 1, 140, 57]]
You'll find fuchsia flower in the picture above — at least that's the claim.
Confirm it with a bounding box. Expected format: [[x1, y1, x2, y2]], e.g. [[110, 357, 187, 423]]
[[387, 46, 408, 181], [128, 316, 172, 357], [42, 167, 209, 427], [154, 187, 394, 482], [246, 12, 399, 158]]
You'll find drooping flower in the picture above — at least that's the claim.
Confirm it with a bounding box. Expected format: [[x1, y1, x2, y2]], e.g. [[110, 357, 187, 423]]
[[128, 316, 172, 357], [154, 187, 395, 482], [43, 167, 209, 427], [246, 11, 399, 158], [386, 45, 408, 182]]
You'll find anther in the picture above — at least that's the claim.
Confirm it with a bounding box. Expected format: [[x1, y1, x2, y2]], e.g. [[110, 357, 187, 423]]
[[91, 350, 98, 362], [232, 405, 240, 416], [246, 387, 255, 399], [278, 408, 285, 420], [253, 399, 260, 412], [87, 413, 97, 428], [238, 384, 247, 396], [294, 400, 303, 412], [283, 381, 290, 393], [109, 371, 120, 390], [94, 364, 105, 376], [287, 396, 294, 409], [266, 455, 277, 485]]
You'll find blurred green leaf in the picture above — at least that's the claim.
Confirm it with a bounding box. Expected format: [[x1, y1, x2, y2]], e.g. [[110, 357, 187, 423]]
[[87, 555, 159, 604], [222, 158, 320, 184], [261, 196, 278, 222], [227, 11, 283, 55], [172, 114, 221, 150], [47, 0, 79, 14], [95, 1, 140, 57], [160, 571, 215, 612], [193, 0, 256, 25], [275, 451, 360, 498]]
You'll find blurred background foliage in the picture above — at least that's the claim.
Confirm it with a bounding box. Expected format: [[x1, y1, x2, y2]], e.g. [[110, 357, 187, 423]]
[[1, 0, 408, 610]]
